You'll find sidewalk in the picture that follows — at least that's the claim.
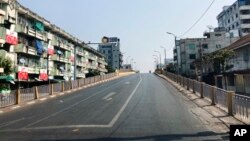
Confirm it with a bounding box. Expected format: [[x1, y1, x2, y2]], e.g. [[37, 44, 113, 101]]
[[156, 73, 244, 133]]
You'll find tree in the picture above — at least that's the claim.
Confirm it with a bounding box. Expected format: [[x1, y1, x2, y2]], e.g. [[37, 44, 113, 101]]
[[0, 56, 14, 75], [106, 65, 115, 73], [212, 49, 235, 90]]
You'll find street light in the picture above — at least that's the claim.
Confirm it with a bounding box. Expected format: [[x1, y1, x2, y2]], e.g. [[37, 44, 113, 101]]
[[126, 56, 131, 64], [130, 58, 134, 70], [160, 46, 167, 66], [166, 32, 178, 74], [154, 50, 161, 68]]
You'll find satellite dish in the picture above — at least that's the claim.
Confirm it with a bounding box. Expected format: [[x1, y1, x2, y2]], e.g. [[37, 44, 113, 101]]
[[20, 58, 25, 64], [207, 25, 214, 32]]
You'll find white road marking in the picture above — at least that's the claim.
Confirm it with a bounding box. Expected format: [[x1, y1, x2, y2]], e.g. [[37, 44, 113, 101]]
[[40, 98, 47, 101], [23, 77, 132, 128], [0, 74, 141, 131], [50, 95, 56, 98], [27, 101, 35, 105], [11, 106, 21, 109], [102, 92, 116, 100], [125, 81, 130, 84], [108, 76, 142, 127]]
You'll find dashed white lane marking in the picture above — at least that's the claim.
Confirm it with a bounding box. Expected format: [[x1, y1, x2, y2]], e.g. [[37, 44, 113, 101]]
[[125, 81, 130, 84], [40, 98, 47, 101], [0, 75, 138, 131], [108, 76, 142, 127], [27, 101, 35, 105], [102, 92, 116, 101], [11, 106, 21, 109]]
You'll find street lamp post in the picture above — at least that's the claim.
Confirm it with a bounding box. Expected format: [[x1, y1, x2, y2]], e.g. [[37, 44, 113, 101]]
[[160, 46, 167, 66], [166, 32, 178, 74], [126, 56, 131, 65], [130, 58, 134, 70], [154, 50, 161, 68]]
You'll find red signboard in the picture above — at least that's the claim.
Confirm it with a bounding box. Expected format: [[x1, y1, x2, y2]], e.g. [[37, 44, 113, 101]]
[[39, 73, 48, 81], [6, 29, 18, 45], [48, 48, 54, 55], [18, 72, 28, 80]]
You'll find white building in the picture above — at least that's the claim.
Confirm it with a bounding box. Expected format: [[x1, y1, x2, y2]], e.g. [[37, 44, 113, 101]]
[[175, 29, 239, 77], [217, 0, 250, 36]]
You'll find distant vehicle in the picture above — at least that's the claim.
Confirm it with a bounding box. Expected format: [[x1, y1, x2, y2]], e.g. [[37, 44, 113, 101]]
[[149, 70, 151, 73]]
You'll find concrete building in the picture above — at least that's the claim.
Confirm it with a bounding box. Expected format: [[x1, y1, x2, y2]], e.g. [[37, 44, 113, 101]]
[[217, 0, 250, 36], [0, 0, 107, 87], [207, 33, 250, 95], [175, 29, 239, 77], [98, 37, 122, 70]]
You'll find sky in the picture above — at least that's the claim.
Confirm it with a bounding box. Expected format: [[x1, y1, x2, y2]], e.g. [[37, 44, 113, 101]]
[[18, 0, 236, 73]]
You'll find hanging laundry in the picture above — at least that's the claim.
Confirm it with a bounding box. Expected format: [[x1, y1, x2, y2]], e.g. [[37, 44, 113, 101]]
[[35, 40, 43, 55]]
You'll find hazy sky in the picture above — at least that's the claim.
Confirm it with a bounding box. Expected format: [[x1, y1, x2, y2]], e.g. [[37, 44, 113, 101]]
[[18, 0, 236, 72]]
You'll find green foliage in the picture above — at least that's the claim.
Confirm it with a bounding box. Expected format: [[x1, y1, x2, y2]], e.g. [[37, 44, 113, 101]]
[[106, 65, 115, 73], [0, 56, 14, 75]]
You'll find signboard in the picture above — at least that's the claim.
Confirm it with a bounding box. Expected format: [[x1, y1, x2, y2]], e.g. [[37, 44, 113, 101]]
[[5, 29, 17, 45], [39, 69, 48, 81], [101, 36, 119, 43], [48, 45, 54, 55], [70, 56, 74, 62], [18, 67, 28, 80], [108, 37, 119, 43], [0, 68, 4, 73]]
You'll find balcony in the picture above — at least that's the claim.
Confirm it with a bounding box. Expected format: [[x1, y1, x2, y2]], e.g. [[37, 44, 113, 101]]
[[15, 44, 38, 56], [0, 26, 6, 44], [15, 24, 28, 34], [0, 9, 6, 24], [51, 55, 69, 63], [16, 66, 40, 74], [241, 23, 250, 28], [240, 14, 250, 19], [239, 5, 250, 10], [59, 43, 70, 51], [51, 69, 64, 76]]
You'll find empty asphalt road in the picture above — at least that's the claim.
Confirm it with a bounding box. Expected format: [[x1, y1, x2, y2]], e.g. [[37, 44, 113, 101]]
[[0, 73, 229, 141]]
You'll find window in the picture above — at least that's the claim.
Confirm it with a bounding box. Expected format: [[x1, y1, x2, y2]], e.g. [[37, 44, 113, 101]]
[[189, 54, 196, 59], [216, 44, 222, 48], [215, 34, 222, 37], [202, 44, 208, 49], [236, 13, 238, 18], [188, 44, 195, 50], [190, 64, 195, 70]]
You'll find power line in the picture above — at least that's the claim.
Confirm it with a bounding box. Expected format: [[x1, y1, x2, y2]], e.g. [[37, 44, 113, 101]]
[[180, 0, 216, 37]]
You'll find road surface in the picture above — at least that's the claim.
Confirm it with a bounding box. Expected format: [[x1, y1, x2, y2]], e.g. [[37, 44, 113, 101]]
[[0, 73, 229, 141]]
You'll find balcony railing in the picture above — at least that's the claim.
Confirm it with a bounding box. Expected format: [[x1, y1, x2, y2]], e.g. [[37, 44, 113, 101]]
[[15, 44, 38, 56]]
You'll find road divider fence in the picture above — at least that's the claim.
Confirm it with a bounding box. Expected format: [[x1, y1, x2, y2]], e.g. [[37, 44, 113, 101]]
[[0, 72, 118, 109], [162, 71, 250, 124]]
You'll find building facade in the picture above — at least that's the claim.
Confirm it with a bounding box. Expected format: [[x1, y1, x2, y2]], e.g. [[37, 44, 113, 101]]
[[0, 0, 107, 87], [98, 37, 122, 70], [217, 0, 250, 36], [175, 29, 238, 77]]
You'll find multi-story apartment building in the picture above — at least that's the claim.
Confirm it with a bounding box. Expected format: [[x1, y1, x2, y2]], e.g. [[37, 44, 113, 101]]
[[98, 37, 122, 70], [217, 0, 250, 36], [175, 29, 238, 77], [0, 0, 107, 87]]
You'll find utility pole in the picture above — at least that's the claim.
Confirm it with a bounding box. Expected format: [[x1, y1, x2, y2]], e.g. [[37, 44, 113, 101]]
[[154, 51, 161, 68], [160, 46, 167, 66], [166, 32, 179, 74]]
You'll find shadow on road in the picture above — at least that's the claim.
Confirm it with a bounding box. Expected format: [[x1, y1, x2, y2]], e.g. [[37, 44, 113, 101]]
[[39, 131, 229, 141]]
